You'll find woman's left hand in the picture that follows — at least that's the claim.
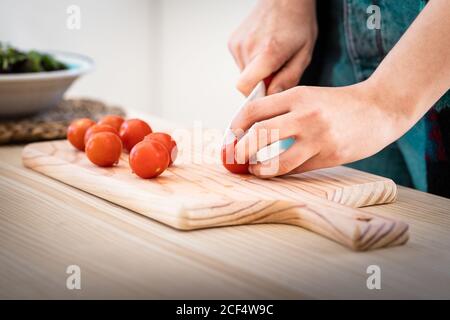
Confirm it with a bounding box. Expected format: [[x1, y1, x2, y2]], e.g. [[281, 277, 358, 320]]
[[230, 80, 412, 177]]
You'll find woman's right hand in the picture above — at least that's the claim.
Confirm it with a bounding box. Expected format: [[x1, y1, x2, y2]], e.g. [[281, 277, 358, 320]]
[[228, 0, 318, 96]]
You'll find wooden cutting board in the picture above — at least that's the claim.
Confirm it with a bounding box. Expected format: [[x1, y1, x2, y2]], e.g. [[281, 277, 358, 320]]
[[22, 140, 408, 251]]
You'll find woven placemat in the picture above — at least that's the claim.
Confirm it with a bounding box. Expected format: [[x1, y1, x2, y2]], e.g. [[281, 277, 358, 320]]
[[0, 99, 126, 145]]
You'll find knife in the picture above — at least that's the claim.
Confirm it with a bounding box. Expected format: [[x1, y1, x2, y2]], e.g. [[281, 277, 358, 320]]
[[224, 76, 295, 163]]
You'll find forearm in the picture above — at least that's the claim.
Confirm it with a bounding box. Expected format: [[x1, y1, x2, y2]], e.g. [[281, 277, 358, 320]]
[[368, 0, 450, 127]]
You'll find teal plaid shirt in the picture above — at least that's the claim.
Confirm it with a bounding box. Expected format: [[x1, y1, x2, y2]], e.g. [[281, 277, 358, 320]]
[[301, 0, 449, 197]]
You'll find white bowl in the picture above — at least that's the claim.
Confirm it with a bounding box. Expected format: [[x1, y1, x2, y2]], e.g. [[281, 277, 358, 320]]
[[0, 51, 93, 118]]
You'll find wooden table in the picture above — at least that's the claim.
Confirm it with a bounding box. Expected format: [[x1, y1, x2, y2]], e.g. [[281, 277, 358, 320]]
[[1, 127, 450, 299]]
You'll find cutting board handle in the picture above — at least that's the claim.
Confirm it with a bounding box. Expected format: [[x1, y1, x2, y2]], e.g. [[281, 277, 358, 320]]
[[181, 200, 409, 251]]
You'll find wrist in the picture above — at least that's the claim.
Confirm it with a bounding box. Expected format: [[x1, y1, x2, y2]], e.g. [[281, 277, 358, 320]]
[[363, 75, 421, 136]]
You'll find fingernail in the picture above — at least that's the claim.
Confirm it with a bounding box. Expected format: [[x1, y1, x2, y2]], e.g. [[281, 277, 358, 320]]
[[223, 129, 236, 145], [248, 166, 254, 174], [235, 151, 245, 165]]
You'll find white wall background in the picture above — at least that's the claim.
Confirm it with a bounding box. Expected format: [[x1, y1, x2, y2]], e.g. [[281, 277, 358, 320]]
[[0, 0, 255, 128]]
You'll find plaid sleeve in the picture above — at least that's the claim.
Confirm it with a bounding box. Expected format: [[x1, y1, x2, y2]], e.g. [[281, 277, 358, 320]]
[[434, 90, 450, 112]]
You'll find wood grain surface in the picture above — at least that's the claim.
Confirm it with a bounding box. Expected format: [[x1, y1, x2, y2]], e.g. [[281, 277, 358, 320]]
[[22, 140, 407, 251], [1, 116, 450, 299]]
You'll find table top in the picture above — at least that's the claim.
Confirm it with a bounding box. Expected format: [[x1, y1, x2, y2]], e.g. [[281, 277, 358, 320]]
[[1, 123, 450, 299]]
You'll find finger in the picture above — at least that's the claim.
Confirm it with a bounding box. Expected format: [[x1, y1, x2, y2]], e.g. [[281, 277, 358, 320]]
[[289, 153, 337, 174], [234, 113, 296, 164], [230, 91, 291, 134], [228, 38, 245, 71], [248, 141, 318, 178], [234, 52, 245, 71], [267, 49, 311, 95], [236, 51, 285, 96]]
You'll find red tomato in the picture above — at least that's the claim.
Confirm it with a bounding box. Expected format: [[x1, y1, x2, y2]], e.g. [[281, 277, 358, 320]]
[[67, 118, 96, 151], [84, 124, 119, 146], [144, 132, 178, 165], [129, 140, 170, 179], [98, 115, 125, 132], [119, 119, 152, 153], [85, 132, 122, 167], [221, 139, 249, 174]]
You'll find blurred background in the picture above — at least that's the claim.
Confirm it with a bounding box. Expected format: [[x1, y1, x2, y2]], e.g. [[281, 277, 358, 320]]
[[0, 0, 255, 128]]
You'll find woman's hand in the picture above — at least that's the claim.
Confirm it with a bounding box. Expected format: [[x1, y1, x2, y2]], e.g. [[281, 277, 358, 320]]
[[230, 80, 413, 178], [228, 0, 317, 96], [228, 0, 450, 179]]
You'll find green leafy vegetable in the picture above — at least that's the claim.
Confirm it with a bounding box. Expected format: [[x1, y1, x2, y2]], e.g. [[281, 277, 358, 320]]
[[0, 42, 68, 74]]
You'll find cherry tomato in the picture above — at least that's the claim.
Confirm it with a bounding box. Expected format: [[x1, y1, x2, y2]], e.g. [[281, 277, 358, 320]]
[[67, 118, 96, 151], [221, 139, 249, 174], [84, 124, 119, 146], [119, 119, 152, 153], [129, 140, 170, 179], [98, 115, 125, 132], [85, 132, 122, 167], [144, 132, 178, 165]]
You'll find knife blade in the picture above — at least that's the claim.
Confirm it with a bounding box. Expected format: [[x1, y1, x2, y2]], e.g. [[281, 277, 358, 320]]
[[224, 77, 295, 163]]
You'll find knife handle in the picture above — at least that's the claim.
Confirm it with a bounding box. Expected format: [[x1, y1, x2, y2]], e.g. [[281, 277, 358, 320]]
[[255, 74, 296, 162]]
